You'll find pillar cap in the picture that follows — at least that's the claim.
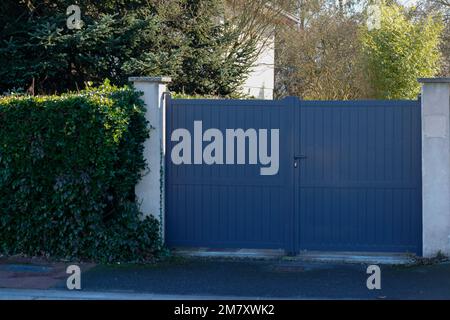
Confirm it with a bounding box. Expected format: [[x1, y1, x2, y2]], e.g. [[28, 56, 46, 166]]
[[128, 76, 172, 83], [418, 78, 450, 83]]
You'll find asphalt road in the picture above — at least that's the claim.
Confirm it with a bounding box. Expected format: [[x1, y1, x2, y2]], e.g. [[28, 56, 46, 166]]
[[48, 258, 450, 300]]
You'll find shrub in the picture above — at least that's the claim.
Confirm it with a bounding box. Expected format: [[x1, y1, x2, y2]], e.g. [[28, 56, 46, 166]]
[[0, 81, 161, 262], [361, 2, 443, 99]]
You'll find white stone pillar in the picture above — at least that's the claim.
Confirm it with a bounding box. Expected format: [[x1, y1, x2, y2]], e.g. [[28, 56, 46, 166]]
[[419, 78, 450, 257], [129, 76, 171, 240]]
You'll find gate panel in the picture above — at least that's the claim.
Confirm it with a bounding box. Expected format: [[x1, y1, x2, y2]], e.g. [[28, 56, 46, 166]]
[[166, 98, 294, 250], [295, 100, 422, 254]]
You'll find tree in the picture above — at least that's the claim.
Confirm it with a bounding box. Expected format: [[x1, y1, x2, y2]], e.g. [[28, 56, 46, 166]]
[[414, 0, 450, 76], [360, 1, 444, 99], [0, 0, 259, 96], [224, 0, 294, 50], [275, 2, 371, 99]]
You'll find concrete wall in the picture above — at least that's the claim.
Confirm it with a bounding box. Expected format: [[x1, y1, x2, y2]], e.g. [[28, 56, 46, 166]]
[[128, 76, 171, 240], [420, 78, 450, 257]]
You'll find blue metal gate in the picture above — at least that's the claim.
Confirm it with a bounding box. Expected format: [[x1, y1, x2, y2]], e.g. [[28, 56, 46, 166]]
[[165, 97, 294, 250], [165, 97, 422, 255], [293, 99, 422, 254]]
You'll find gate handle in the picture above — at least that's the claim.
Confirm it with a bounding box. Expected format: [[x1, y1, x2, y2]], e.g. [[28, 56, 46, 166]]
[[294, 155, 306, 168]]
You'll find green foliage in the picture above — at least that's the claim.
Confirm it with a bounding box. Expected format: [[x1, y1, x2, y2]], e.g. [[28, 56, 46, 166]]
[[361, 2, 444, 99], [0, 81, 161, 262], [171, 92, 221, 99], [170, 91, 251, 99], [0, 0, 257, 96]]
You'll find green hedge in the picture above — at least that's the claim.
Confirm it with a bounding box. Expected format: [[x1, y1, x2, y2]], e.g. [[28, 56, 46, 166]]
[[0, 81, 161, 262]]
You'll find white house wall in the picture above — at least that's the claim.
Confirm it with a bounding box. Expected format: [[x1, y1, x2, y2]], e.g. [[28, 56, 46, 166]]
[[239, 35, 275, 100]]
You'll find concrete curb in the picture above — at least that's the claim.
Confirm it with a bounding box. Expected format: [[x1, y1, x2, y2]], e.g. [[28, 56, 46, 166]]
[[173, 248, 416, 265], [0, 288, 330, 300]]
